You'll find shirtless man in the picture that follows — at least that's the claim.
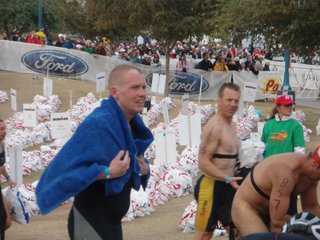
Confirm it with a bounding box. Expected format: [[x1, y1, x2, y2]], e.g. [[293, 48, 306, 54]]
[[232, 146, 320, 237], [194, 83, 243, 240]]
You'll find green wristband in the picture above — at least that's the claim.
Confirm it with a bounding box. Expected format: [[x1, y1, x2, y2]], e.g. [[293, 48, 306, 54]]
[[104, 167, 110, 179], [225, 176, 231, 184]]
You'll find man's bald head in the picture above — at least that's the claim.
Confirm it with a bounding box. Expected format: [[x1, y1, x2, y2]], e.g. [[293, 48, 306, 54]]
[[108, 64, 142, 89]]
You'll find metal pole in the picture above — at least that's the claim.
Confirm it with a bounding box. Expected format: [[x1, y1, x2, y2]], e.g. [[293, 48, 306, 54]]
[[38, 0, 43, 30], [281, 48, 291, 91]]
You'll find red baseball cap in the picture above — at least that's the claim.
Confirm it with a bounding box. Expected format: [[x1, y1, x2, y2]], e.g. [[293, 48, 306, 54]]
[[276, 95, 294, 105], [312, 146, 320, 164]]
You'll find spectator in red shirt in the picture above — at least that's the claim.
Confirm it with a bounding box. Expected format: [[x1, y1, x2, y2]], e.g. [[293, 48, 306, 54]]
[[27, 32, 43, 45]]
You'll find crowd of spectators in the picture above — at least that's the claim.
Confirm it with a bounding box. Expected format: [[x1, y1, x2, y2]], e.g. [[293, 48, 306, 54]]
[[7, 31, 275, 75]]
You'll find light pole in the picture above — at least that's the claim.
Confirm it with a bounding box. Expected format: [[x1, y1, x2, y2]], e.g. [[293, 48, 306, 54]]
[[38, 0, 43, 31], [278, 47, 295, 107], [281, 48, 291, 91]]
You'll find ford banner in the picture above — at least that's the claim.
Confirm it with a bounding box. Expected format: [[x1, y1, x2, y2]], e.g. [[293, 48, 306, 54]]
[[21, 50, 89, 76], [146, 71, 209, 95]]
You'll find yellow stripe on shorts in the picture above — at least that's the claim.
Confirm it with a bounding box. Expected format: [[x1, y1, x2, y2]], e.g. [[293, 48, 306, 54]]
[[195, 176, 214, 231]]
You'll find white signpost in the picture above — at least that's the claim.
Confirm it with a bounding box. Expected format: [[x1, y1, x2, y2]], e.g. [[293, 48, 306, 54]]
[[181, 94, 189, 115], [151, 73, 159, 93], [178, 94, 201, 146], [257, 121, 266, 138], [23, 103, 37, 128], [141, 108, 149, 128], [96, 72, 106, 97], [198, 75, 203, 105], [50, 112, 71, 140], [154, 127, 177, 165], [151, 73, 166, 95], [10, 88, 17, 111], [179, 114, 201, 146], [243, 82, 257, 103], [43, 77, 53, 97], [69, 90, 73, 109], [154, 101, 177, 164], [161, 101, 170, 125], [8, 146, 23, 185]]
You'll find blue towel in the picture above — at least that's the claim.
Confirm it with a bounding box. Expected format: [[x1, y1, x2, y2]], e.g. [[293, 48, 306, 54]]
[[36, 96, 154, 214]]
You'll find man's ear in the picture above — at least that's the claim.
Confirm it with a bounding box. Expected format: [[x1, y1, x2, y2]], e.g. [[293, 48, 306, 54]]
[[217, 97, 221, 107], [109, 87, 118, 99]]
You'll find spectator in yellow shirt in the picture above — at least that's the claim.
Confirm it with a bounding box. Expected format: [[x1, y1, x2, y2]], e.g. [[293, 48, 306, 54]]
[[213, 55, 229, 71]]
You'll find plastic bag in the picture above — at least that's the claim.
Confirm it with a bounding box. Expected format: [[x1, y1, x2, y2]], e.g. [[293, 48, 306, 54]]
[[3, 187, 29, 224]]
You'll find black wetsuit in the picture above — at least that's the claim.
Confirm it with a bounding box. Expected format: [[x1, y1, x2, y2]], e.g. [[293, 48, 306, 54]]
[[68, 178, 133, 240]]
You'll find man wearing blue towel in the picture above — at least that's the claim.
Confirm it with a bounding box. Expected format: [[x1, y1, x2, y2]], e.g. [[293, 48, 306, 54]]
[[36, 64, 154, 240]]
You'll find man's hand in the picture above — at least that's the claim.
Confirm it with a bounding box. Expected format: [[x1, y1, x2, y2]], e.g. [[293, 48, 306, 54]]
[[137, 155, 149, 176], [108, 150, 130, 179], [230, 176, 243, 190], [7, 179, 16, 188]]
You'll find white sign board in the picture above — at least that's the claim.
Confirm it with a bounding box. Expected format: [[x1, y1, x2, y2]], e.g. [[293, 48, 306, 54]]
[[154, 127, 177, 164], [182, 94, 189, 115], [165, 127, 177, 163], [154, 128, 166, 165], [10, 88, 17, 111], [151, 73, 160, 93], [8, 147, 23, 185], [243, 82, 257, 103], [23, 103, 37, 128], [51, 112, 71, 139], [257, 121, 266, 137], [43, 77, 53, 97], [141, 108, 149, 128], [96, 72, 106, 93], [162, 102, 170, 125], [198, 75, 204, 105], [158, 74, 166, 95], [178, 113, 201, 146], [151, 73, 166, 94]]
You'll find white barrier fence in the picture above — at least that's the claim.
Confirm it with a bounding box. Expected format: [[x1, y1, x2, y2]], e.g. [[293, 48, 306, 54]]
[[0, 40, 319, 100], [270, 61, 320, 98]]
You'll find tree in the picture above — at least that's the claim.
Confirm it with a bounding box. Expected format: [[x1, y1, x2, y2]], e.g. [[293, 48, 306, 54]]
[[59, 1, 88, 36], [0, 0, 70, 39], [85, 0, 217, 96], [0, 1, 37, 38], [212, 0, 320, 55]]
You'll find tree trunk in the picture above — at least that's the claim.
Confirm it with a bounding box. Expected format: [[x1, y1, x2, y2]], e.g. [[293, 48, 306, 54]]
[[4, 26, 11, 40], [164, 48, 171, 97], [163, 41, 175, 97]]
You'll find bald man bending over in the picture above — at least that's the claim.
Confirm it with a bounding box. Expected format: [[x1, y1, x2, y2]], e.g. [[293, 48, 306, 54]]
[[232, 146, 320, 237]]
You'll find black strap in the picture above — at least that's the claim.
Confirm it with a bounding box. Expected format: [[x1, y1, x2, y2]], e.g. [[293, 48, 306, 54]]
[[250, 168, 270, 200], [212, 153, 238, 159]]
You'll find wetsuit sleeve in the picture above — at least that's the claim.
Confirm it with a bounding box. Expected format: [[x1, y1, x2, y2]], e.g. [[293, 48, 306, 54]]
[[141, 157, 150, 190]]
